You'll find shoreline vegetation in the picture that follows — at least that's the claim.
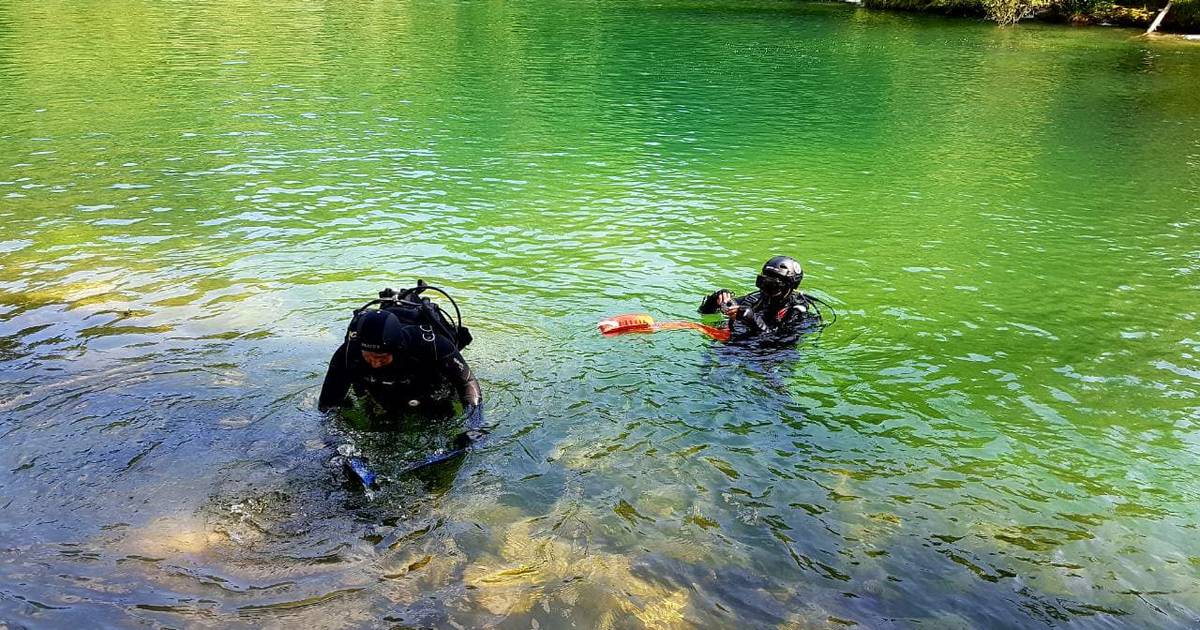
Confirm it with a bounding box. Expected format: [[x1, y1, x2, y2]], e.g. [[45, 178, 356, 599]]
[[853, 0, 1200, 31]]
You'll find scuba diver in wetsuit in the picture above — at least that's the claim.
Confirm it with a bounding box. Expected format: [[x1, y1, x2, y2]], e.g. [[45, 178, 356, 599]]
[[318, 283, 483, 488], [319, 284, 481, 419], [698, 256, 828, 338]]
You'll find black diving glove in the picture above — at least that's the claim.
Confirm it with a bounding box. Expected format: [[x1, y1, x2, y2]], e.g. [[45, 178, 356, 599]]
[[700, 290, 736, 315], [463, 402, 487, 434], [462, 403, 483, 425]]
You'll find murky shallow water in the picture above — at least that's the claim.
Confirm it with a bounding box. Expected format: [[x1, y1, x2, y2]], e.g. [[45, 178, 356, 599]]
[[2, 0, 1199, 627]]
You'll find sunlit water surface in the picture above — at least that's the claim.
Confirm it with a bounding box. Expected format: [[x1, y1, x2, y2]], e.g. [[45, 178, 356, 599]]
[[2, 0, 1199, 627]]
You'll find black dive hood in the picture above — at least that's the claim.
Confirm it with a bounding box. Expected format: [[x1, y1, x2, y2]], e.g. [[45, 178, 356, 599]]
[[355, 309, 405, 352]]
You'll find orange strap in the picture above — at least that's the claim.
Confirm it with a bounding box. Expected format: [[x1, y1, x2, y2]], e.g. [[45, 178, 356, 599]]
[[598, 313, 729, 342], [654, 321, 731, 342]]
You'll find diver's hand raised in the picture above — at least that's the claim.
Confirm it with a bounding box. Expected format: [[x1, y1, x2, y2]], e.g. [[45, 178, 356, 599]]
[[711, 290, 740, 317]]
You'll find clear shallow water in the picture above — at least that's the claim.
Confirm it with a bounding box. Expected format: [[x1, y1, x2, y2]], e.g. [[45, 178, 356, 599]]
[[2, 0, 1199, 627]]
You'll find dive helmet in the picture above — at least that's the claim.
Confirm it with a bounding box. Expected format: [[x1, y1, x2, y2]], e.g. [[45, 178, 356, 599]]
[[756, 255, 803, 295], [355, 309, 405, 353]]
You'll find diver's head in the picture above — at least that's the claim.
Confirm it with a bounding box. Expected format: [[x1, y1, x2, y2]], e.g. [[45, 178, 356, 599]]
[[355, 309, 404, 369], [756, 255, 803, 299]]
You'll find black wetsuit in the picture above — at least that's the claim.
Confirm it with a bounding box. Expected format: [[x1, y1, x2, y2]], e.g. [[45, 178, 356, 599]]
[[699, 289, 821, 337], [318, 324, 481, 415]]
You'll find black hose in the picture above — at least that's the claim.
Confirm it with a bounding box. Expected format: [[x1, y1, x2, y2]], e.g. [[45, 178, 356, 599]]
[[806, 294, 838, 329], [418, 285, 464, 332]]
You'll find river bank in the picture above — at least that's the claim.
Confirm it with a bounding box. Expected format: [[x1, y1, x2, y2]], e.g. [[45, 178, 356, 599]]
[[860, 0, 1199, 30]]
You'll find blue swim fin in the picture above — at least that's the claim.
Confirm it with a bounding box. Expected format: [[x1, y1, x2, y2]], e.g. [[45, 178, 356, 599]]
[[343, 456, 379, 490]]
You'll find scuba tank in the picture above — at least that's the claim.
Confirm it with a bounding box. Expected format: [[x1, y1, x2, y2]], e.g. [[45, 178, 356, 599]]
[[344, 280, 473, 351]]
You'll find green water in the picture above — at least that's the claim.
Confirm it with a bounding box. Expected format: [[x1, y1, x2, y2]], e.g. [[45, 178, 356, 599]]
[[2, 0, 1199, 626]]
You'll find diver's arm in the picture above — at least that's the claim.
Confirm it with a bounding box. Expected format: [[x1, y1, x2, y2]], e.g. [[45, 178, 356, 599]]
[[443, 352, 482, 406], [731, 292, 776, 333], [737, 305, 776, 334], [443, 352, 484, 429], [318, 343, 352, 412]]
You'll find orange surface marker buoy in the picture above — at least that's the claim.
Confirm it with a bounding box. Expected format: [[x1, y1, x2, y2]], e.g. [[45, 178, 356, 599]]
[[597, 313, 656, 335], [598, 313, 730, 342]]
